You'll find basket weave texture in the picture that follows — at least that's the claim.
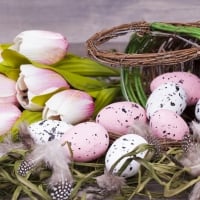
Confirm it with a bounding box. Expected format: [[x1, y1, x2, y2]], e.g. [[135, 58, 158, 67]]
[[86, 21, 200, 67]]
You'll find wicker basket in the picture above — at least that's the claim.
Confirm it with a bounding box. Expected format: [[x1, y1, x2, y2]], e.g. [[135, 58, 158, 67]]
[[86, 21, 200, 67], [86, 21, 200, 148]]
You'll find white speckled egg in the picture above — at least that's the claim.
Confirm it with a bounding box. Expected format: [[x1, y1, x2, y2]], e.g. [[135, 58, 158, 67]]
[[28, 119, 73, 144], [150, 72, 200, 105], [146, 82, 187, 119], [105, 134, 148, 178], [195, 99, 200, 121], [60, 121, 109, 162], [96, 101, 147, 135], [149, 109, 189, 140]]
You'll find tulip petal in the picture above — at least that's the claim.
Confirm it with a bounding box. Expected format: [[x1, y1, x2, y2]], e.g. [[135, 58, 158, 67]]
[[20, 64, 70, 94], [12, 30, 68, 65], [16, 64, 70, 111], [43, 90, 95, 124], [0, 104, 21, 135], [0, 74, 18, 105]]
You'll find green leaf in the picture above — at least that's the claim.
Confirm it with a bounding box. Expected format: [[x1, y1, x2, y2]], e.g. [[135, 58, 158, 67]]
[[10, 110, 42, 140], [52, 54, 119, 76], [32, 61, 110, 91], [31, 87, 67, 106], [89, 87, 121, 116], [59, 71, 109, 91], [1, 49, 30, 67], [0, 43, 11, 50], [0, 63, 20, 80]]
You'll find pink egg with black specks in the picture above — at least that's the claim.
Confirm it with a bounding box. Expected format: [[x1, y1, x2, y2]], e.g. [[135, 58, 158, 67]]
[[95, 101, 147, 136], [60, 121, 109, 162], [150, 72, 200, 105], [149, 109, 189, 140]]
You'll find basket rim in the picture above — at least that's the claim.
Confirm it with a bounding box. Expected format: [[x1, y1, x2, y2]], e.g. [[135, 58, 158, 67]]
[[86, 21, 200, 67]]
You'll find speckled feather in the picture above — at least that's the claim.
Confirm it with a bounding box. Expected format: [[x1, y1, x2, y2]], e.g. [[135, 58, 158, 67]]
[[18, 123, 73, 199]]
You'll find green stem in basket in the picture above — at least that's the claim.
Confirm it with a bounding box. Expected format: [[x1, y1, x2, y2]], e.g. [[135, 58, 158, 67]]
[[150, 22, 200, 40], [133, 68, 147, 107], [121, 33, 152, 106], [120, 68, 139, 102]]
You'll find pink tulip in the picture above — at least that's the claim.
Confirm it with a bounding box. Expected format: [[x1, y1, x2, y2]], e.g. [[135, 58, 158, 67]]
[[43, 89, 95, 124], [10, 30, 68, 65], [0, 103, 21, 135], [0, 74, 18, 105], [16, 64, 70, 111]]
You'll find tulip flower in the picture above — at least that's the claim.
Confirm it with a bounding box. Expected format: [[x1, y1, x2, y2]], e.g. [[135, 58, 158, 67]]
[[16, 64, 70, 111], [0, 103, 21, 136], [0, 74, 18, 105], [42, 89, 95, 124], [10, 30, 68, 65]]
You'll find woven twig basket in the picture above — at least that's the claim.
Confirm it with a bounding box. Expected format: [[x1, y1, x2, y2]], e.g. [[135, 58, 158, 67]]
[[86, 21, 200, 148], [86, 21, 200, 67]]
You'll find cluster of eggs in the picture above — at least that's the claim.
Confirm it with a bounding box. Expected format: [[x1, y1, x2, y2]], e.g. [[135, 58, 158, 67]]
[[28, 71, 200, 178], [148, 72, 200, 140]]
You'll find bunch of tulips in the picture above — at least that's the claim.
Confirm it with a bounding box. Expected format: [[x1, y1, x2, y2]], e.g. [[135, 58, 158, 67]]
[[0, 30, 120, 140]]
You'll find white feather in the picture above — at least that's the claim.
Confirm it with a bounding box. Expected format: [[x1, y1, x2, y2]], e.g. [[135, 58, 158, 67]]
[[128, 121, 151, 138], [25, 140, 73, 184], [189, 181, 200, 200], [179, 144, 200, 177], [178, 121, 200, 177], [190, 121, 200, 141]]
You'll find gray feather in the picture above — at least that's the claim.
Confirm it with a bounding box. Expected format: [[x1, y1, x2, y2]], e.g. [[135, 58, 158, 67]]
[[189, 181, 200, 200], [0, 135, 25, 157], [76, 170, 125, 200]]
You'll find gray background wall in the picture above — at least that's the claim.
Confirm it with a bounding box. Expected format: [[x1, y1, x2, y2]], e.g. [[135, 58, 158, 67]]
[[0, 0, 200, 44]]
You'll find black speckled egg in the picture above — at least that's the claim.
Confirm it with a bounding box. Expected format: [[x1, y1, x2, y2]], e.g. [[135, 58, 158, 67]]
[[29, 119, 73, 144], [105, 134, 148, 178], [146, 82, 187, 119]]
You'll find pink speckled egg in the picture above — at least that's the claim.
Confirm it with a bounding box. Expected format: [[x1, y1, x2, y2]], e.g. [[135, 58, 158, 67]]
[[149, 109, 189, 140], [95, 101, 147, 135], [60, 121, 109, 162], [150, 72, 200, 105]]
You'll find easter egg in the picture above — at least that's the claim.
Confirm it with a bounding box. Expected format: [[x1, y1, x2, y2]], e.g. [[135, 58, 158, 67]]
[[146, 82, 187, 119], [150, 71, 200, 105], [195, 99, 200, 121], [105, 134, 148, 178], [60, 122, 109, 162], [149, 109, 189, 140], [96, 101, 147, 135], [28, 119, 73, 144]]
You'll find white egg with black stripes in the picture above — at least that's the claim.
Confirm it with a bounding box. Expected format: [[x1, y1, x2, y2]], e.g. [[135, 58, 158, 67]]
[[105, 134, 148, 178]]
